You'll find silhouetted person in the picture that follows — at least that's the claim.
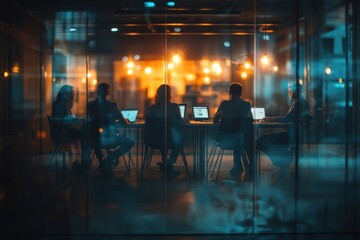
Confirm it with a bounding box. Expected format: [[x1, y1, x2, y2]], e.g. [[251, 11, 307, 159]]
[[145, 84, 183, 177], [51, 84, 84, 167], [213, 82, 254, 179], [88, 82, 134, 176], [256, 83, 309, 178]]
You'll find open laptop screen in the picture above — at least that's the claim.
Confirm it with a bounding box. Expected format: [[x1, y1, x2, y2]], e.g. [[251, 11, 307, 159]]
[[251, 107, 266, 120], [121, 109, 139, 123], [179, 104, 186, 118], [192, 106, 210, 120]]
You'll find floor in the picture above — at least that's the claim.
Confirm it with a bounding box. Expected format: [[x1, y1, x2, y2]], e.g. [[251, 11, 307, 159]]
[[1, 141, 358, 238]]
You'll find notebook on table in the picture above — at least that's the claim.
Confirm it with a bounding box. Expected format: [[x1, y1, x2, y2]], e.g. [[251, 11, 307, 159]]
[[121, 109, 139, 123], [251, 107, 266, 121]]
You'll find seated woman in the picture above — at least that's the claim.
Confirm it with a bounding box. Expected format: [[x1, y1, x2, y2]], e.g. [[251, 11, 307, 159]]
[[145, 84, 183, 177], [51, 84, 84, 168]]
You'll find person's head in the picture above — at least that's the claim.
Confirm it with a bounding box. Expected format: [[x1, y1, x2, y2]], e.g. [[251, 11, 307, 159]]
[[228, 82, 243, 99], [288, 83, 302, 99], [97, 82, 110, 99], [155, 84, 172, 105], [56, 84, 74, 108]]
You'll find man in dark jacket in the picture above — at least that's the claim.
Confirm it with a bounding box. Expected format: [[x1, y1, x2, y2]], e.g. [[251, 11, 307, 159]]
[[213, 82, 254, 178], [88, 82, 134, 176]]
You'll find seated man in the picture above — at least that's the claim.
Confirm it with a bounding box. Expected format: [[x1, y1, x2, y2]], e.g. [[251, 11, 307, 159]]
[[88, 82, 134, 176], [213, 82, 254, 179], [256, 83, 309, 178]]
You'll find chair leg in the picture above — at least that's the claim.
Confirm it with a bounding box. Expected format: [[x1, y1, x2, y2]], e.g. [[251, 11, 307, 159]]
[[47, 144, 59, 171], [122, 155, 131, 177], [181, 149, 191, 180], [208, 142, 218, 173], [216, 149, 225, 180], [210, 147, 222, 177], [141, 145, 149, 178], [147, 149, 154, 167]]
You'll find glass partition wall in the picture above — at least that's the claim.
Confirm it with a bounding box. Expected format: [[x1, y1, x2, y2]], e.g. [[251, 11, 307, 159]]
[[1, 0, 359, 236]]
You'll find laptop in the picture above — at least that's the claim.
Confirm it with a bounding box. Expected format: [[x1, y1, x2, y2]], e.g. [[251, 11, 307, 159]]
[[179, 104, 187, 118], [192, 106, 211, 121], [251, 107, 266, 121], [121, 109, 139, 123]]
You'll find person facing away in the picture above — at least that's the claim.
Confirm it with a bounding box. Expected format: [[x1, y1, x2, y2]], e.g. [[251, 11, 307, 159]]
[[88, 82, 134, 175], [256, 82, 309, 178], [213, 82, 254, 178], [145, 84, 183, 177], [51, 84, 82, 139], [51, 84, 84, 167]]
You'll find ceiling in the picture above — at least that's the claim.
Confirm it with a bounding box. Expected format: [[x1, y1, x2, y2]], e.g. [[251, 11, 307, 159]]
[[12, 0, 298, 35]]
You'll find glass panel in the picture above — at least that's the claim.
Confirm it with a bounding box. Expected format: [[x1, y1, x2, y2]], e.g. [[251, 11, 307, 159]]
[[1, 0, 359, 237]]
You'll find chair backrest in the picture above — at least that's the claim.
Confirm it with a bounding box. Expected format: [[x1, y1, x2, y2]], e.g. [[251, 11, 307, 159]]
[[217, 116, 253, 149], [47, 115, 68, 145], [144, 115, 182, 149]]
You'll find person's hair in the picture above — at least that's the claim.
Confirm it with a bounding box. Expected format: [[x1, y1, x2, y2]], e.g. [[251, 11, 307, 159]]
[[228, 82, 243, 97], [97, 82, 110, 98], [288, 82, 302, 94], [155, 84, 171, 105], [55, 84, 74, 108]]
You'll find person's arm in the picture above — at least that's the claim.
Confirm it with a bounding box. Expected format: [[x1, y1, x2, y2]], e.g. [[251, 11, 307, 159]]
[[113, 103, 129, 125], [213, 102, 224, 124], [272, 100, 298, 123]]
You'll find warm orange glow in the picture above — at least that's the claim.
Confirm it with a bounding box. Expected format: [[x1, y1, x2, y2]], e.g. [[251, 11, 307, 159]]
[[244, 62, 251, 69], [99, 128, 103, 133], [172, 54, 181, 63], [36, 131, 46, 139], [211, 62, 222, 75], [92, 79, 97, 85], [168, 63, 174, 69], [82, 78, 86, 84], [204, 77, 210, 83], [87, 72, 92, 78], [12, 63, 20, 73], [273, 66, 278, 72], [127, 62, 135, 69], [144, 67, 152, 74], [127, 69, 133, 75], [4, 72, 9, 78], [261, 55, 269, 65], [203, 67, 210, 74], [241, 72, 248, 79]]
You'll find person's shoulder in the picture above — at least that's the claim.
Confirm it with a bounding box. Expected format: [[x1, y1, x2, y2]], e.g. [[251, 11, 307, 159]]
[[219, 100, 230, 106]]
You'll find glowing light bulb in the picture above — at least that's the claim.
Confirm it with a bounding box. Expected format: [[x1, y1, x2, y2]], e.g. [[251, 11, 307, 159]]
[[173, 54, 180, 63], [241, 72, 248, 79], [168, 63, 174, 69], [127, 62, 134, 69], [145, 67, 152, 74], [244, 62, 251, 69], [261, 55, 269, 65], [203, 67, 210, 74], [325, 67, 332, 75]]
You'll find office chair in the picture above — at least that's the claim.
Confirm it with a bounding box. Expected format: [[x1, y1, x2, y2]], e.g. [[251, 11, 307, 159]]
[[47, 115, 78, 171], [208, 117, 252, 181], [140, 115, 190, 180]]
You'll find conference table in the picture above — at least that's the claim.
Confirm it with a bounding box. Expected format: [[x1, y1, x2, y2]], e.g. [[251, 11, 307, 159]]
[[124, 120, 217, 180], [124, 120, 293, 180]]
